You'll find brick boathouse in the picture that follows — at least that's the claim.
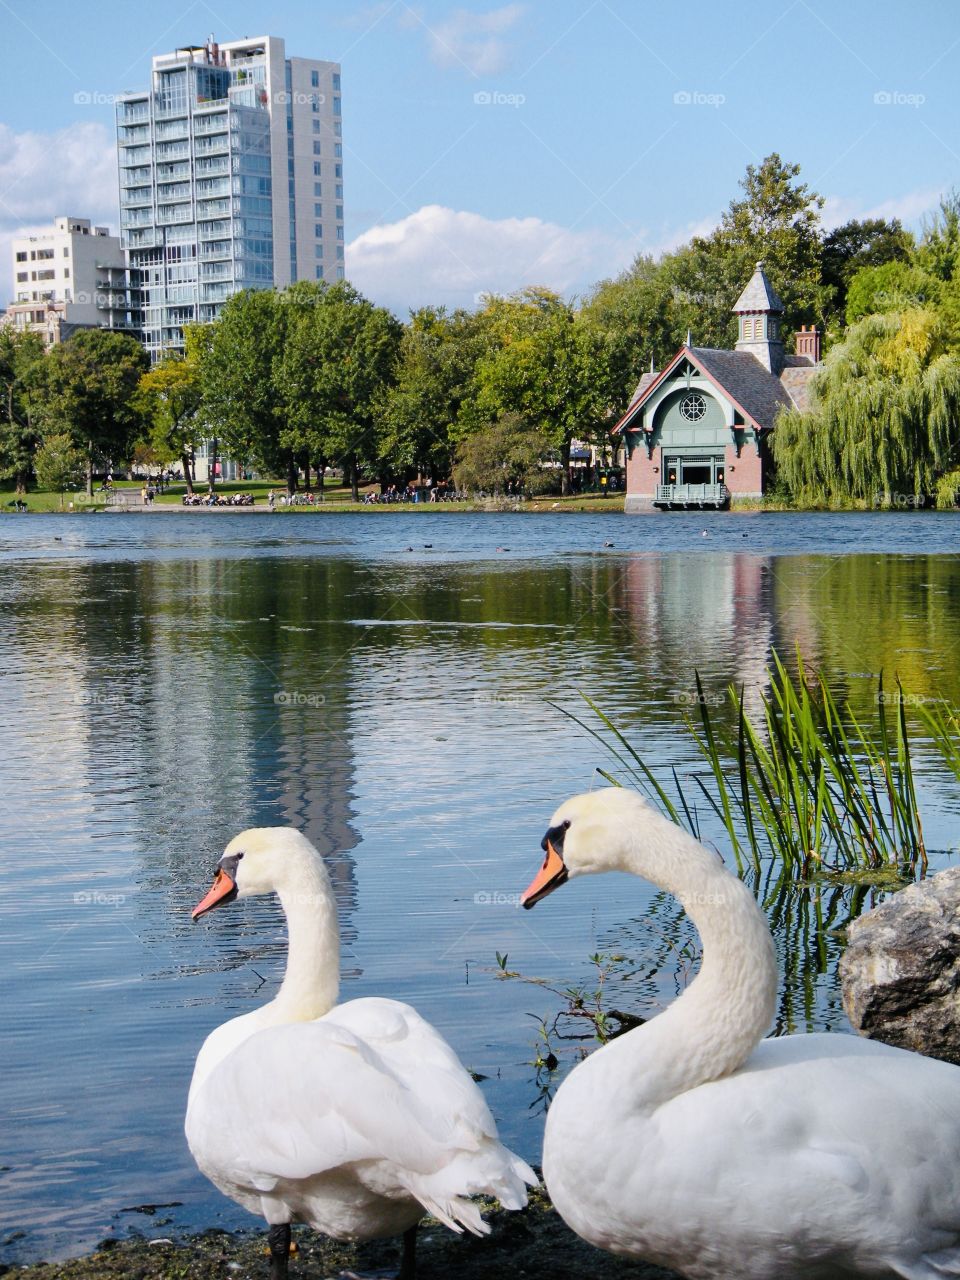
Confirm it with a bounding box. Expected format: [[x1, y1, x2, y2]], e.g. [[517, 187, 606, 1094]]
[[614, 263, 821, 512]]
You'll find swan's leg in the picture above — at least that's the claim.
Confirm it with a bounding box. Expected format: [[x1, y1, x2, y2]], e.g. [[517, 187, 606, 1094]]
[[397, 1223, 418, 1280], [267, 1222, 291, 1280]]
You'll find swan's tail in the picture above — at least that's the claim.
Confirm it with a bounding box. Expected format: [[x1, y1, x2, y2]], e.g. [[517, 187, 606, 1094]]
[[485, 1147, 539, 1210], [408, 1141, 538, 1236], [415, 1192, 489, 1236]]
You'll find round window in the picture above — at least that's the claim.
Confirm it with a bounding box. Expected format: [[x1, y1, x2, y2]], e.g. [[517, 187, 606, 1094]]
[[680, 393, 707, 422]]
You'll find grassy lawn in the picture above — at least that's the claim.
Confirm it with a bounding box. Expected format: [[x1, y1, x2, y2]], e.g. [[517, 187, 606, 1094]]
[[1, 480, 627, 514], [0, 488, 107, 513], [524, 492, 626, 512]]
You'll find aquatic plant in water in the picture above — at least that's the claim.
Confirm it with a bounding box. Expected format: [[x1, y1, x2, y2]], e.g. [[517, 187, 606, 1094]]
[[557, 650, 935, 876]]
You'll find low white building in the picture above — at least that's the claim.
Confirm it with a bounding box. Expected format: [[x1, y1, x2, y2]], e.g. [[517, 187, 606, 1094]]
[[4, 216, 138, 346]]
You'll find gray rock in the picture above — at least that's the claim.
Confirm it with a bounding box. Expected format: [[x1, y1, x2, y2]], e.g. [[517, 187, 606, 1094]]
[[841, 865, 960, 1063]]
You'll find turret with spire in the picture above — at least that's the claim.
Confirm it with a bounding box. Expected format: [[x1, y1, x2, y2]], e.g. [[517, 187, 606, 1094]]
[[732, 261, 785, 375]]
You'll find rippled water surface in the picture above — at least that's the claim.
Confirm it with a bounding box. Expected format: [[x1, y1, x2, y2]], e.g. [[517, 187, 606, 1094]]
[[2, 511, 960, 1261]]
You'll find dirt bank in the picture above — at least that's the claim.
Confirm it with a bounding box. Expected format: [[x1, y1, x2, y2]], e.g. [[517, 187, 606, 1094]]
[[4, 1189, 681, 1280]]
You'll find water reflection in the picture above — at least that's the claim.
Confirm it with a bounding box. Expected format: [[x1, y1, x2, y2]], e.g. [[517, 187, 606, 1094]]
[[1, 519, 959, 1262]]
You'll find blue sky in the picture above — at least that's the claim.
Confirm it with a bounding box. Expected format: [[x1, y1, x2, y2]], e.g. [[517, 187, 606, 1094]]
[[0, 0, 957, 312]]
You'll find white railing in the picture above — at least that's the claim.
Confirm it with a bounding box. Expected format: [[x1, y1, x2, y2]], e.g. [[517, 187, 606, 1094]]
[[655, 483, 730, 508]]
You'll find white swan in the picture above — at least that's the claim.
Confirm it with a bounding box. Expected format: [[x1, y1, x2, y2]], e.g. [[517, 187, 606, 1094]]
[[186, 828, 535, 1279], [521, 788, 960, 1280]]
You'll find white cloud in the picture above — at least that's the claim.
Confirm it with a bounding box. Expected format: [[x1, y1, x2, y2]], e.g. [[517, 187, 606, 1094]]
[[644, 214, 721, 259], [822, 185, 945, 232], [420, 4, 525, 76], [0, 121, 118, 304], [346, 203, 648, 312]]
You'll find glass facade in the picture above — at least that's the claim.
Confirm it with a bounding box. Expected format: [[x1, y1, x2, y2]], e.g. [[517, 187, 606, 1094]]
[[117, 39, 342, 358]]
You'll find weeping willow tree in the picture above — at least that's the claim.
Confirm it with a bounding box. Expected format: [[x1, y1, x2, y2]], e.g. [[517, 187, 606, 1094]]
[[774, 309, 960, 506]]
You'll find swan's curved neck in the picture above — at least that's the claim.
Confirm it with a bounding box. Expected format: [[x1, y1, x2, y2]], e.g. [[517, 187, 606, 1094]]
[[590, 817, 777, 1110], [273, 861, 341, 1020]]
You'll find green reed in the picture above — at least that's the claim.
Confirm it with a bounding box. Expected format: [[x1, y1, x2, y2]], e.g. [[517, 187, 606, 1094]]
[[559, 650, 934, 875]]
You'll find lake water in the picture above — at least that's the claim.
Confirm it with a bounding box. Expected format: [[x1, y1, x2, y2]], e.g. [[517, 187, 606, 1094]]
[[2, 511, 960, 1262]]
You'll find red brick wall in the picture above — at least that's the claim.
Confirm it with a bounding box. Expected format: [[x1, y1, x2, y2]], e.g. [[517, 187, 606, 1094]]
[[625, 435, 659, 507], [726, 443, 763, 497], [624, 437, 766, 506]]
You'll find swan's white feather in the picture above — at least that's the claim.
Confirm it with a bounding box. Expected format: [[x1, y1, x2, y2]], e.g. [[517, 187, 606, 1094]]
[[186, 828, 535, 1247], [188, 999, 532, 1239], [534, 789, 960, 1280]]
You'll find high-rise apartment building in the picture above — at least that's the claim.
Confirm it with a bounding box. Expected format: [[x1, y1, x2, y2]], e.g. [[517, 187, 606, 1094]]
[[4, 216, 135, 346], [116, 35, 344, 360]]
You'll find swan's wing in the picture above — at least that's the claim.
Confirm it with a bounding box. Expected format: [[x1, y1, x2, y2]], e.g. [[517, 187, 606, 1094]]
[[187, 1017, 530, 1234], [324, 998, 537, 1206], [323, 998, 499, 1144]]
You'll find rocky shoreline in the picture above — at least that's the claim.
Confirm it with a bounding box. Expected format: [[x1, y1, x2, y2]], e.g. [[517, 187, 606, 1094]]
[[4, 1191, 680, 1280]]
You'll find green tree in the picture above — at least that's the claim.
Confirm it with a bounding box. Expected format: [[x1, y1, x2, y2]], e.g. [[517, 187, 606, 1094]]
[[0, 328, 45, 493], [32, 330, 147, 496], [774, 309, 960, 505], [467, 288, 609, 495], [452, 411, 547, 494], [666, 154, 829, 349], [581, 256, 679, 414], [845, 260, 940, 324], [820, 218, 914, 325], [277, 281, 402, 500], [378, 306, 490, 483], [917, 191, 960, 283], [134, 329, 205, 493], [34, 431, 85, 507], [200, 289, 291, 488]]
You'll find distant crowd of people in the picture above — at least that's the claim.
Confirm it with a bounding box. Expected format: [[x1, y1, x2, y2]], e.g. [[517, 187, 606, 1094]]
[[268, 491, 323, 507], [363, 484, 468, 504], [182, 491, 254, 506]]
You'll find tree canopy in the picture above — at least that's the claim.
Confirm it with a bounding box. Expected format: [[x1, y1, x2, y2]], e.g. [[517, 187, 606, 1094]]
[[0, 328, 45, 493], [774, 309, 960, 506], [30, 329, 147, 495], [8, 155, 960, 510], [134, 327, 207, 492], [466, 288, 610, 493], [276, 280, 402, 499]]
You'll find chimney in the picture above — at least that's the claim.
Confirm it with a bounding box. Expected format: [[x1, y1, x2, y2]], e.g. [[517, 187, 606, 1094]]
[[795, 325, 821, 364]]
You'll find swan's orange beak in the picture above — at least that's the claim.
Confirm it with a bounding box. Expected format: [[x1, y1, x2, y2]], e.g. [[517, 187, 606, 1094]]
[[522, 840, 568, 909], [192, 867, 238, 919]]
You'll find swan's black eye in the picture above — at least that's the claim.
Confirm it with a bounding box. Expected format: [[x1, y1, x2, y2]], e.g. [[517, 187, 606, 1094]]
[[541, 820, 570, 855]]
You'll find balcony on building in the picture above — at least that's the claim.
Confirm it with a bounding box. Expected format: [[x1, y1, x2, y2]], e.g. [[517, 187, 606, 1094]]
[[155, 141, 190, 160], [194, 156, 229, 175], [193, 111, 229, 135], [199, 239, 232, 260], [196, 197, 231, 218], [120, 187, 153, 207], [121, 166, 153, 186], [156, 181, 192, 202], [200, 262, 233, 281], [194, 134, 230, 156], [654, 483, 731, 510], [156, 205, 194, 225], [117, 99, 150, 124], [154, 118, 189, 140]]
